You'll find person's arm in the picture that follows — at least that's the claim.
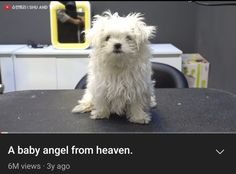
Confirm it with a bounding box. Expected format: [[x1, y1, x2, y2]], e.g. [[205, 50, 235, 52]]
[[77, 16, 85, 23], [68, 18, 83, 25], [57, 9, 82, 25], [57, 9, 71, 23]]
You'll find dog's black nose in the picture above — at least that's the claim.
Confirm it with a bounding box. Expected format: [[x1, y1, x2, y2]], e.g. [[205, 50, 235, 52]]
[[114, 43, 122, 49]]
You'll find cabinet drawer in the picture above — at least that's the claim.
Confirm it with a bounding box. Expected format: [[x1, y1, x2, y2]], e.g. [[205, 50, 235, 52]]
[[14, 58, 57, 90], [57, 58, 89, 89]]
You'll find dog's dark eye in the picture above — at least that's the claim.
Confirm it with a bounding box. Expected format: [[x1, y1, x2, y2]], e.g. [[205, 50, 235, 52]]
[[126, 35, 132, 41], [105, 35, 110, 41]]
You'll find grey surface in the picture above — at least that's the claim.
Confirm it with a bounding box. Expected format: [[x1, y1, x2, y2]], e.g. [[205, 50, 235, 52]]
[[0, 89, 236, 133], [0, 1, 50, 45], [0, 1, 196, 53], [0, 1, 236, 95], [195, 5, 236, 95]]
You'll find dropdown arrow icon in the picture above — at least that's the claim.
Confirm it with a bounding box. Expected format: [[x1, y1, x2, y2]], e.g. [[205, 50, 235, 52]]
[[216, 149, 224, 154]]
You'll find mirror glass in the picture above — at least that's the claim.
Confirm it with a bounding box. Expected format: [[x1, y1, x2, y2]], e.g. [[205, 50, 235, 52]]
[[50, 1, 91, 49]]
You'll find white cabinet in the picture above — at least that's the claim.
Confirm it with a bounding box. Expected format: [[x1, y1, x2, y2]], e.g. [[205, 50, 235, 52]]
[[1, 58, 15, 92], [150, 44, 182, 70], [0, 45, 26, 92], [56, 58, 89, 89], [151, 57, 182, 70], [14, 58, 57, 90], [0, 44, 182, 93]]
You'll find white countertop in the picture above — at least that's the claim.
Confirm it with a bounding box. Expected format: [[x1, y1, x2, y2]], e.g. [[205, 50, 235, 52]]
[[0, 44, 182, 56], [149, 44, 182, 55], [14, 45, 91, 55], [0, 45, 26, 54]]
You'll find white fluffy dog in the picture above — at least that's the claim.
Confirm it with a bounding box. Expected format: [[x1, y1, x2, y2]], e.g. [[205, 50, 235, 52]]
[[72, 11, 157, 124]]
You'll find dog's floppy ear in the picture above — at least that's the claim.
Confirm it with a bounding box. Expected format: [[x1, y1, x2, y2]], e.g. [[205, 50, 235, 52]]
[[128, 13, 156, 46], [86, 15, 103, 47], [143, 25, 156, 40], [87, 10, 113, 47]]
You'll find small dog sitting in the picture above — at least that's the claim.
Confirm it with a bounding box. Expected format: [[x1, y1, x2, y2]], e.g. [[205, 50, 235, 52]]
[[72, 11, 157, 124]]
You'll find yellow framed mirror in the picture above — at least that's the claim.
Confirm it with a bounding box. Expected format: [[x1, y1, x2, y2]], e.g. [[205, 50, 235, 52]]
[[50, 1, 91, 49]]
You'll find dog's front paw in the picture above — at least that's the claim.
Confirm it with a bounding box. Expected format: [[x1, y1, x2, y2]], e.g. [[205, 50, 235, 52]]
[[128, 113, 151, 124], [71, 103, 93, 113], [90, 109, 110, 120]]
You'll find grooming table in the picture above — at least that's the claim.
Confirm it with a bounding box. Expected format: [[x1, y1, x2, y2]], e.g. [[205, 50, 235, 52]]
[[0, 89, 236, 133]]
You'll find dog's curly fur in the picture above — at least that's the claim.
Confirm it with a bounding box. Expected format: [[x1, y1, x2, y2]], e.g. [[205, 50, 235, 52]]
[[72, 11, 157, 124]]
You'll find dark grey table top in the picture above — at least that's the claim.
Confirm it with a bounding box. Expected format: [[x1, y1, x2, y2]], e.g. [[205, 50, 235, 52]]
[[0, 89, 236, 133]]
